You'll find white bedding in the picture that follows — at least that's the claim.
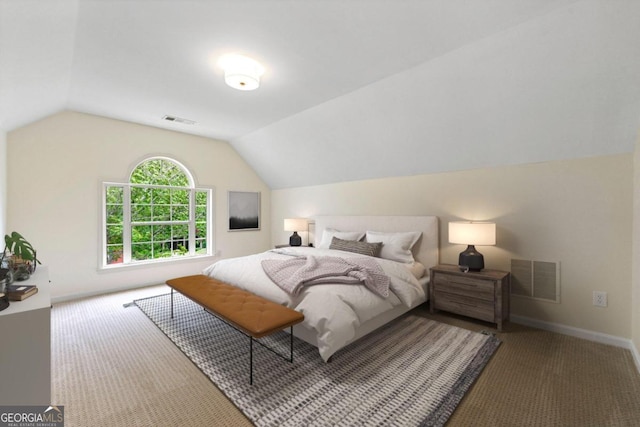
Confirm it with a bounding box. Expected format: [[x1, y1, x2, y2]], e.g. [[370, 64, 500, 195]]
[[202, 246, 427, 361]]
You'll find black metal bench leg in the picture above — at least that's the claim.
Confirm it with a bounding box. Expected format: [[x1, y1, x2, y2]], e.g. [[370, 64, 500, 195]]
[[290, 326, 294, 363], [249, 327, 293, 384], [250, 336, 253, 385]]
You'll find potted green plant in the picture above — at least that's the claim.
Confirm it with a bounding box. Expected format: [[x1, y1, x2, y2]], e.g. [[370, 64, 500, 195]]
[[1, 232, 41, 279]]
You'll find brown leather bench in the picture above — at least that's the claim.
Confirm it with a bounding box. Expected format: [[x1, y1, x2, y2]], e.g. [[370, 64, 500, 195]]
[[166, 274, 304, 384]]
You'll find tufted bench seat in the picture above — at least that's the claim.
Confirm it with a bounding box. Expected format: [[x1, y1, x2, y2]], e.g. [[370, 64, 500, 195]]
[[166, 274, 304, 384]]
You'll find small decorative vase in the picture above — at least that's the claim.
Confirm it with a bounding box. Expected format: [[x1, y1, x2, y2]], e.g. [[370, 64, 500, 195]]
[[0, 268, 13, 285], [0, 270, 10, 311], [15, 264, 31, 281]]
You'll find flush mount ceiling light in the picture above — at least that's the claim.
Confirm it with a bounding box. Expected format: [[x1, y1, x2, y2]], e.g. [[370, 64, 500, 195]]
[[218, 54, 265, 91]]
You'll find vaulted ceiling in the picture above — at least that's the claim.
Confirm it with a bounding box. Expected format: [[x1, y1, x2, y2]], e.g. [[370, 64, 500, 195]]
[[1, 0, 639, 189]]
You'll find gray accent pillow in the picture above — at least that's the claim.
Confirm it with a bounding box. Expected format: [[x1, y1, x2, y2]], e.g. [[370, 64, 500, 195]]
[[329, 236, 383, 257]]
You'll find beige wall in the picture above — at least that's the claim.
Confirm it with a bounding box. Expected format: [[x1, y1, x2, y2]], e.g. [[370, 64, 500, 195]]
[[5, 110, 635, 345], [273, 154, 633, 338], [0, 128, 6, 238], [633, 134, 640, 359], [7, 111, 270, 300]]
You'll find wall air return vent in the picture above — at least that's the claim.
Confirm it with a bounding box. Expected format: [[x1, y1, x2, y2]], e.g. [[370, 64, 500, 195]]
[[511, 259, 560, 303], [162, 115, 197, 125]]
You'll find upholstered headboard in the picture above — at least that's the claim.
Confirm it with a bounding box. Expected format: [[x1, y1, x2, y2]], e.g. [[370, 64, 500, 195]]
[[312, 215, 439, 269]]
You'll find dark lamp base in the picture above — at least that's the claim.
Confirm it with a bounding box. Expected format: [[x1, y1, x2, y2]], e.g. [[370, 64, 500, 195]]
[[458, 245, 484, 271], [289, 231, 302, 246]]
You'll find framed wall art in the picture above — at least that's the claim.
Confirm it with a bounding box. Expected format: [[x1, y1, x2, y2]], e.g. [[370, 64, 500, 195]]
[[228, 191, 261, 231]]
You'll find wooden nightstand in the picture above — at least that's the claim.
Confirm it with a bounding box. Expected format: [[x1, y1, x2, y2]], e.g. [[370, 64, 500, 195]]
[[429, 264, 510, 331]]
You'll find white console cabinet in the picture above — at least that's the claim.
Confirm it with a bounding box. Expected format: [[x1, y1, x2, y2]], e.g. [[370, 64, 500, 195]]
[[0, 266, 51, 405]]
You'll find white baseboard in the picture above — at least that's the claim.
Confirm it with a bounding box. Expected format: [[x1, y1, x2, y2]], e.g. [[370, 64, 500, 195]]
[[51, 282, 166, 304], [511, 315, 640, 373], [631, 341, 640, 374]]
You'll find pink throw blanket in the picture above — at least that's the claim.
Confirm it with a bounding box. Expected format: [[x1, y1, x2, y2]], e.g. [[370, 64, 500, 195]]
[[261, 256, 390, 298]]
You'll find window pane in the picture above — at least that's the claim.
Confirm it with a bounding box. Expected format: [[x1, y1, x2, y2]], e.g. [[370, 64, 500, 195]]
[[152, 205, 171, 221], [171, 189, 189, 205], [169, 169, 189, 187], [195, 239, 207, 252], [170, 225, 188, 253], [196, 206, 207, 221], [195, 223, 207, 238], [106, 186, 123, 204], [131, 159, 190, 186], [106, 204, 123, 224], [172, 224, 188, 238], [152, 188, 170, 204], [171, 242, 188, 253], [107, 246, 123, 264], [153, 243, 169, 258], [130, 160, 157, 184], [171, 205, 189, 221], [104, 159, 213, 267], [196, 191, 207, 205], [153, 225, 171, 242], [106, 225, 123, 245], [131, 225, 151, 243], [132, 243, 152, 261], [132, 204, 152, 222], [131, 187, 151, 204]]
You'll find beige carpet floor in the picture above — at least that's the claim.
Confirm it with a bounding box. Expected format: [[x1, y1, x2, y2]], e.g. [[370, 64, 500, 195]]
[[52, 285, 640, 426]]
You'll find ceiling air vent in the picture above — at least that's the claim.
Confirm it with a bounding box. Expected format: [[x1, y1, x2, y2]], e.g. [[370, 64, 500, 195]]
[[162, 115, 197, 125]]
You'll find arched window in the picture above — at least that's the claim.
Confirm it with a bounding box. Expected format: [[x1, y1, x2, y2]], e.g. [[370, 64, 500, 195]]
[[102, 157, 213, 268]]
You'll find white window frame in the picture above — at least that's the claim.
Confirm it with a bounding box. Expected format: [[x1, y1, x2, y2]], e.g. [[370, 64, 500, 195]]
[[100, 157, 214, 270]]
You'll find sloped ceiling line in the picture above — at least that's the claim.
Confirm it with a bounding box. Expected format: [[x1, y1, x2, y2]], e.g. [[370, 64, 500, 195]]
[[232, 0, 640, 189]]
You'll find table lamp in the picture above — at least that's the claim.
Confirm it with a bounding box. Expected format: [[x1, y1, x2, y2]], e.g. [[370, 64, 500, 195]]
[[448, 221, 496, 271], [284, 218, 308, 246]]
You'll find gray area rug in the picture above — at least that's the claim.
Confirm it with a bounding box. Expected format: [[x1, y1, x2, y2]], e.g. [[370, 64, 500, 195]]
[[134, 292, 500, 427]]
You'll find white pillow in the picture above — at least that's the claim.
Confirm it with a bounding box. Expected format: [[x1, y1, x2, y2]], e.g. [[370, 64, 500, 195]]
[[365, 231, 422, 264], [409, 261, 426, 279], [317, 228, 365, 249]]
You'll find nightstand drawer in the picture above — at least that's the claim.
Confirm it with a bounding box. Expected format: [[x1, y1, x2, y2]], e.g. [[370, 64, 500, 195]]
[[433, 291, 495, 323], [433, 274, 494, 301], [429, 264, 511, 331]]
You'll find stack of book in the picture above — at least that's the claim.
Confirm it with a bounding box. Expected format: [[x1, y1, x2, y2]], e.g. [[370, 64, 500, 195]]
[[6, 284, 38, 301]]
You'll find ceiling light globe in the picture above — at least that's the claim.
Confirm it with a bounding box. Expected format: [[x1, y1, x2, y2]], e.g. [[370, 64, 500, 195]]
[[219, 54, 264, 91], [225, 73, 260, 91]]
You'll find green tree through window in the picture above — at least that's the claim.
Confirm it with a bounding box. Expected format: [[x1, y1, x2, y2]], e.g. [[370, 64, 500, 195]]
[[103, 157, 212, 267]]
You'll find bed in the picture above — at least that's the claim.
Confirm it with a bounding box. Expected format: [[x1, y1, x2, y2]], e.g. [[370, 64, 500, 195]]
[[202, 215, 439, 361]]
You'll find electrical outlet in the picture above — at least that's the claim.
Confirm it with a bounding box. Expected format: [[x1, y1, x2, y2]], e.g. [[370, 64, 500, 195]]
[[593, 291, 607, 307]]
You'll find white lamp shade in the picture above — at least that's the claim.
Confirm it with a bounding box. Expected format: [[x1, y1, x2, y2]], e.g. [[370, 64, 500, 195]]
[[284, 218, 308, 232], [219, 54, 264, 91], [448, 221, 496, 246]]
